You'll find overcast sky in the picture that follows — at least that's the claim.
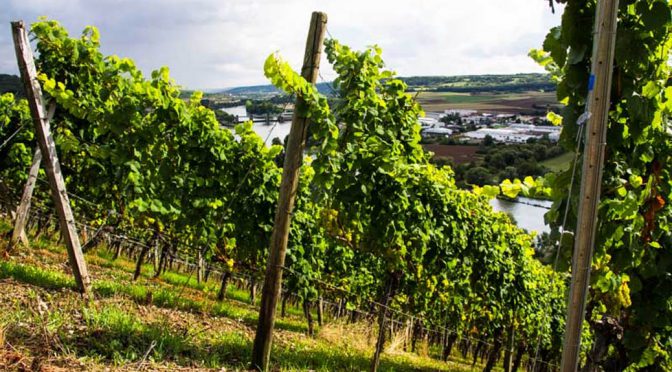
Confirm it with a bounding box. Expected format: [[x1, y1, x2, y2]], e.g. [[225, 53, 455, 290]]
[[1, 0, 563, 90]]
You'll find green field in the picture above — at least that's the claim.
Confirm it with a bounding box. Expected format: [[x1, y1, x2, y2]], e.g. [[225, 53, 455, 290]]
[[541, 152, 574, 172], [423, 92, 500, 104], [415, 91, 558, 114]]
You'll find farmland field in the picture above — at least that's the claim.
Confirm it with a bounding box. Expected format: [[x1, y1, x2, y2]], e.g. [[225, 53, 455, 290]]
[[415, 91, 559, 113], [422, 144, 482, 164]]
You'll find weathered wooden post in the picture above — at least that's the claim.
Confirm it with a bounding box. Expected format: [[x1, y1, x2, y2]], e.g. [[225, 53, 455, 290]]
[[251, 11, 327, 371], [197, 249, 204, 284], [9, 104, 53, 250], [560, 0, 619, 370], [9, 148, 41, 248], [11, 20, 91, 295]]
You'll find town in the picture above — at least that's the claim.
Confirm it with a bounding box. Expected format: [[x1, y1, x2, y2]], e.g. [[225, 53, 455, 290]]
[[420, 109, 561, 144]]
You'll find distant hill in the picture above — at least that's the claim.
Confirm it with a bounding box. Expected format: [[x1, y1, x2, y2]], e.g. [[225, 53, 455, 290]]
[[219, 73, 555, 97], [221, 81, 335, 96], [402, 73, 555, 93], [0, 74, 24, 98], [0, 73, 554, 100]]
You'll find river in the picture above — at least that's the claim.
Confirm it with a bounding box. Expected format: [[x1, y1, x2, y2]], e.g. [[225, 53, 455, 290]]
[[224, 106, 551, 234], [490, 197, 551, 234], [221, 106, 292, 143]]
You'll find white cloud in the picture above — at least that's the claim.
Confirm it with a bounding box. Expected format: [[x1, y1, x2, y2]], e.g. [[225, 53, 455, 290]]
[[0, 0, 563, 89]]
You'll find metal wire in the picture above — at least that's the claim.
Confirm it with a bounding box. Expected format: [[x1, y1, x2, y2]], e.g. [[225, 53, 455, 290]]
[[14, 200, 559, 368], [531, 111, 586, 369], [0, 124, 25, 151]]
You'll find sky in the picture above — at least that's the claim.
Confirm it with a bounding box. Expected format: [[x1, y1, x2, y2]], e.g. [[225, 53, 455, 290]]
[[1, 0, 564, 90]]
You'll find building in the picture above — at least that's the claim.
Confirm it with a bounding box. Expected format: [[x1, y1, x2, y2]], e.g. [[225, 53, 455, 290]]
[[444, 109, 477, 117], [422, 127, 453, 138], [419, 117, 440, 128], [462, 128, 533, 143], [462, 123, 561, 144]]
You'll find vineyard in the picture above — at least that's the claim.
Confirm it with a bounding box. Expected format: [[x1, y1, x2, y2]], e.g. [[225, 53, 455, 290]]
[[0, 0, 671, 371]]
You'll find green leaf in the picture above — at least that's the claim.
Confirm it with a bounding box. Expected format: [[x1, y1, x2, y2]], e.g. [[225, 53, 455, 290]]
[[641, 0, 672, 30], [641, 81, 660, 99], [629, 174, 643, 188]]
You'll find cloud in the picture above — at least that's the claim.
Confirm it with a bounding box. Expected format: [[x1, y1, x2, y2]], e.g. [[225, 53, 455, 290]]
[[0, 0, 563, 89]]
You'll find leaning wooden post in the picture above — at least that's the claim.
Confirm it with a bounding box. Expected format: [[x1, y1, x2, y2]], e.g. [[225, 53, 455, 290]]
[[11, 20, 92, 295], [10, 103, 53, 251], [9, 147, 42, 249], [560, 0, 619, 370], [251, 11, 327, 371]]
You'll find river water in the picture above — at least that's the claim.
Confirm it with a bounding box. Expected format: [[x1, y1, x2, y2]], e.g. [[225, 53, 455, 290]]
[[221, 106, 292, 143], [223, 106, 550, 234], [490, 197, 551, 234]]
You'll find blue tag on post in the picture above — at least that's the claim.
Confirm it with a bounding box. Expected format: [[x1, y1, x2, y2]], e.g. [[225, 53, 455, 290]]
[[588, 74, 596, 91]]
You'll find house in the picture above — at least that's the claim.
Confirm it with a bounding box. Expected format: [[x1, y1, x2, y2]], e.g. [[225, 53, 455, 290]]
[[422, 127, 453, 138]]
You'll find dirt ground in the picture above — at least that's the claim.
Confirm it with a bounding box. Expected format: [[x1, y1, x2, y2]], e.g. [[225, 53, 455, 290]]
[[423, 144, 481, 164]]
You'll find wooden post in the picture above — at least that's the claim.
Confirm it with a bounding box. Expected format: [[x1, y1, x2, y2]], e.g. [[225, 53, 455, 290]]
[[317, 296, 324, 326], [197, 249, 204, 284], [560, 0, 619, 371], [251, 11, 327, 371], [153, 242, 161, 274], [9, 103, 54, 250], [9, 146, 42, 249], [11, 20, 91, 295]]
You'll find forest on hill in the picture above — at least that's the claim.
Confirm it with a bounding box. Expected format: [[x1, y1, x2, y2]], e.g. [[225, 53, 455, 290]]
[[213, 73, 554, 97]]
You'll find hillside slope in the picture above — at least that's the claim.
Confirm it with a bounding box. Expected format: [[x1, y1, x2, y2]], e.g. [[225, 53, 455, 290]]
[[0, 219, 481, 371]]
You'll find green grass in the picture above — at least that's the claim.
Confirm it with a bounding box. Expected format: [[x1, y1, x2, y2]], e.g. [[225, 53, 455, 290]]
[[20, 300, 459, 371], [0, 261, 76, 290], [418, 91, 500, 104], [541, 151, 574, 172], [0, 226, 479, 371], [74, 304, 461, 371], [1, 250, 311, 333], [80, 306, 250, 368], [0, 218, 12, 235]]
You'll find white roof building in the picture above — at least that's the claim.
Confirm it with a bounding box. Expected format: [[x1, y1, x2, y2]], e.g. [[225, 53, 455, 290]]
[[419, 117, 439, 127], [422, 127, 454, 137], [444, 109, 477, 117], [462, 124, 561, 144]]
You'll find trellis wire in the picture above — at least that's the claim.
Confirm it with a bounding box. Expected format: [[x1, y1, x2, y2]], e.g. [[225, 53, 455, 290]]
[[13, 199, 559, 369]]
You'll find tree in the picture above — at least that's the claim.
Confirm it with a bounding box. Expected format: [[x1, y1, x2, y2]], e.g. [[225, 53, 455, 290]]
[[482, 134, 495, 146], [440, 112, 461, 125]]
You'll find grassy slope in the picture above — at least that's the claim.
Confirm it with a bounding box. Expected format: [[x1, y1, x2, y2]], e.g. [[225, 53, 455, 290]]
[[0, 219, 482, 371], [540, 152, 574, 172]]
